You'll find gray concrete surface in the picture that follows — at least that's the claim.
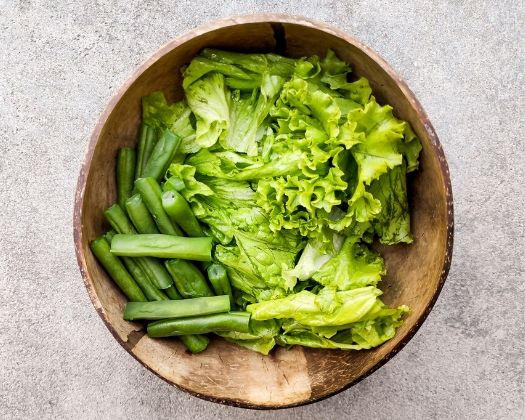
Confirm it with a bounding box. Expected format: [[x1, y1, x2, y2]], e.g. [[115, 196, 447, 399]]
[[1, 0, 523, 418]]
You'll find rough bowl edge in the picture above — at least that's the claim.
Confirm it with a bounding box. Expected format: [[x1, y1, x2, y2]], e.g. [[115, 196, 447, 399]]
[[73, 13, 454, 410]]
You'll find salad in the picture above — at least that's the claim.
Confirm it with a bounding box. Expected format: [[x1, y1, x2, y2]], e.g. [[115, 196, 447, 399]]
[[91, 48, 422, 355]]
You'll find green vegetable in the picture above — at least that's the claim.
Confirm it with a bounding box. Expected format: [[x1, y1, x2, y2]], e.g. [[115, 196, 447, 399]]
[[157, 278, 209, 352], [218, 319, 279, 355], [135, 123, 158, 179], [104, 204, 137, 235], [120, 255, 168, 301], [134, 177, 183, 236], [123, 295, 230, 320], [105, 227, 203, 350], [147, 312, 251, 337], [116, 148, 136, 209], [312, 236, 385, 290], [141, 128, 181, 182], [400, 125, 422, 173], [197, 48, 296, 80], [277, 304, 409, 349], [125, 194, 159, 234], [110, 234, 213, 261], [185, 73, 230, 149], [90, 237, 146, 302], [103, 229, 117, 243], [163, 257, 215, 351], [247, 286, 383, 327], [180, 334, 209, 354], [162, 190, 204, 237], [165, 285, 182, 300], [165, 259, 213, 298], [284, 233, 344, 282], [104, 204, 172, 289], [206, 263, 233, 302], [94, 49, 424, 354], [142, 92, 198, 154], [163, 176, 185, 192], [369, 161, 413, 244]]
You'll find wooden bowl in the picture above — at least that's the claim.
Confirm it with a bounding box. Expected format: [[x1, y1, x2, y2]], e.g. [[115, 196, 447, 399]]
[[73, 14, 453, 408]]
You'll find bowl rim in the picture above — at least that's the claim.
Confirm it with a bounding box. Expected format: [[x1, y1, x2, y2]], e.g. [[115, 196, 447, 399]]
[[73, 13, 454, 409]]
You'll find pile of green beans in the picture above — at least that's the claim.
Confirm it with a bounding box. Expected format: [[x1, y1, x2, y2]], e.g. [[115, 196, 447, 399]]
[[89, 122, 246, 354]]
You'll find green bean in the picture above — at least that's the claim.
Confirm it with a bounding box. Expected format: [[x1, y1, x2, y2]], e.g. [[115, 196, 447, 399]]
[[111, 234, 212, 261], [160, 284, 208, 352], [135, 123, 157, 179], [207, 263, 233, 302], [163, 176, 185, 192], [200, 261, 212, 271], [162, 190, 204, 237], [104, 204, 136, 234], [104, 204, 172, 289], [107, 223, 167, 299], [121, 257, 168, 301], [103, 229, 117, 243], [116, 148, 136, 209], [165, 259, 213, 299], [141, 129, 181, 182], [180, 334, 209, 354], [125, 194, 159, 234], [90, 236, 146, 302], [165, 285, 182, 300], [123, 295, 230, 320], [137, 258, 173, 290], [147, 312, 250, 337], [135, 177, 183, 236]]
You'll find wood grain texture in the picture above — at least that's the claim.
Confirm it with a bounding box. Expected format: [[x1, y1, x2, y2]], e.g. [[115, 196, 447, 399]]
[[73, 14, 453, 409]]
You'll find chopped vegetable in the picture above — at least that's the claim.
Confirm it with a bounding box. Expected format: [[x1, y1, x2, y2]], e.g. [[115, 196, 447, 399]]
[[165, 259, 213, 298], [123, 295, 230, 321], [104, 204, 173, 289], [90, 237, 146, 302], [125, 194, 159, 234], [110, 234, 213, 261], [147, 312, 251, 337], [162, 190, 204, 237], [207, 263, 233, 303], [135, 123, 158, 179], [116, 148, 136, 209], [134, 177, 183, 236], [91, 49, 422, 355]]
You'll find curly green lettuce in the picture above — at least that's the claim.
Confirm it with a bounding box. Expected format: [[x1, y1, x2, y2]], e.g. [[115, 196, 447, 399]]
[[142, 92, 197, 153], [153, 48, 423, 354]]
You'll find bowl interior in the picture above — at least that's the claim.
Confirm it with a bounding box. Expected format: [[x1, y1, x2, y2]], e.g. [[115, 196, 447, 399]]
[[75, 17, 452, 408]]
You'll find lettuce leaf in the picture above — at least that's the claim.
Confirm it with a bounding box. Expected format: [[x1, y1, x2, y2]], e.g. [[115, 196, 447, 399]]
[[277, 331, 365, 350], [166, 163, 213, 201], [218, 319, 280, 354], [312, 236, 385, 290], [183, 56, 255, 89], [223, 337, 277, 355], [369, 162, 414, 244], [142, 92, 198, 153], [214, 226, 304, 293], [154, 49, 423, 353], [185, 72, 230, 149], [277, 304, 408, 349], [200, 48, 296, 79], [220, 74, 284, 156], [247, 286, 383, 326], [284, 233, 344, 281], [349, 98, 406, 184], [214, 244, 275, 301]]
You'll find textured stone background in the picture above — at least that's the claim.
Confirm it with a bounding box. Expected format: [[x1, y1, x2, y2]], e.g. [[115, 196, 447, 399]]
[[0, 1, 523, 418]]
